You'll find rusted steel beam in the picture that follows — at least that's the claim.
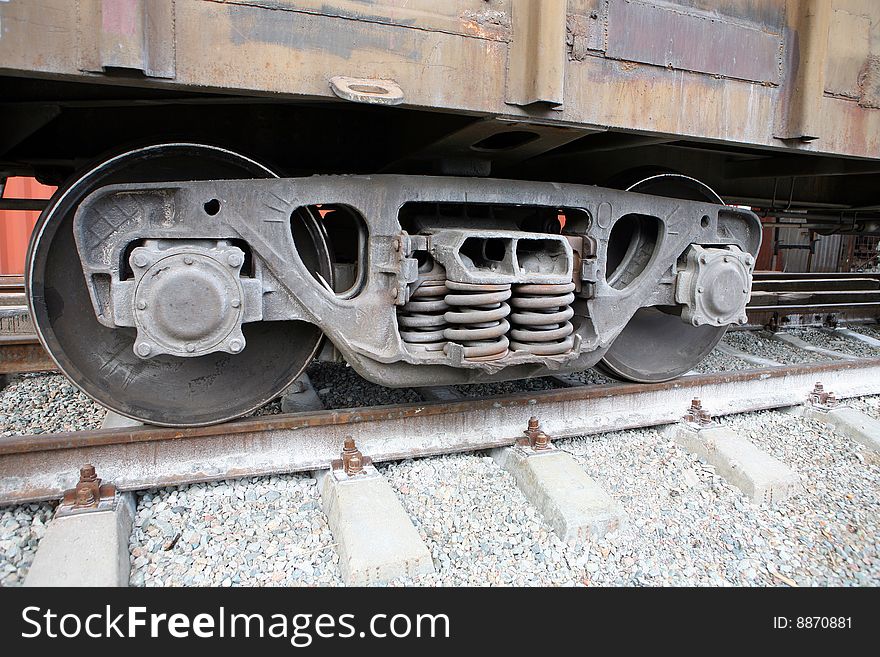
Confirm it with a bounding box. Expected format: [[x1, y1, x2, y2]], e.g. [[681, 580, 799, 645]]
[[751, 278, 880, 292], [78, 0, 176, 78], [777, 0, 833, 141], [749, 290, 880, 306], [0, 341, 56, 374], [506, 0, 566, 107], [2, 359, 880, 506]]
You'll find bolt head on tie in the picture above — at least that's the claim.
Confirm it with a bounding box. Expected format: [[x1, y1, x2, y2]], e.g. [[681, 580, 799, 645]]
[[684, 397, 714, 427], [80, 464, 97, 483], [809, 381, 837, 408], [339, 436, 370, 476], [75, 486, 96, 507], [521, 416, 552, 450]]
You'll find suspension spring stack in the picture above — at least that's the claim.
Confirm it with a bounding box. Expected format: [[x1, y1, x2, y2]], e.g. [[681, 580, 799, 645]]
[[443, 281, 511, 361], [509, 282, 576, 355], [397, 277, 450, 352]]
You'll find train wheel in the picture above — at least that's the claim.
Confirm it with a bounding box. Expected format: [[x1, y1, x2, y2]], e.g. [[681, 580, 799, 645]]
[[598, 173, 729, 383], [26, 143, 332, 426]]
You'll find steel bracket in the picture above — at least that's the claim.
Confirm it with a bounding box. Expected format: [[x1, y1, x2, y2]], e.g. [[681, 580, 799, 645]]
[[514, 416, 556, 455], [330, 437, 377, 481], [56, 465, 118, 518]]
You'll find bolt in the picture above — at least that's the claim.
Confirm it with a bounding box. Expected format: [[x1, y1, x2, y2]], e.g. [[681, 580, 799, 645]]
[[80, 464, 97, 482], [185, 343, 195, 353], [229, 339, 243, 353], [136, 300, 147, 310], [132, 252, 149, 268], [809, 382, 837, 408], [523, 416, 552, 450], [136, 342, 152, 357], [533, 431, 551, 451], [227, 252, 243, 268], [685, 398, 713, 427], [231, 298, 241, 308], [183, 255, 194, 265], [75, 486, 96, 507], [342, 437, 365, 476]]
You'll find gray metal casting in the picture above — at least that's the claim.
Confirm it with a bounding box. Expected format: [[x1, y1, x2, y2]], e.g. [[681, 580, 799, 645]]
[[72, 174, 761, 386]]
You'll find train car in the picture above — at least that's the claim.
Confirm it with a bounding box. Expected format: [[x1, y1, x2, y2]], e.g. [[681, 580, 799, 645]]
[[0, 0, 877, 426]]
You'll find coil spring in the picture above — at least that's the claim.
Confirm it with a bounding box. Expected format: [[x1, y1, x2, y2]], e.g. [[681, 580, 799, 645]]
[[397, 279, 450, 352], [443, 281, 511, 361], [509, 282, 576, 355]]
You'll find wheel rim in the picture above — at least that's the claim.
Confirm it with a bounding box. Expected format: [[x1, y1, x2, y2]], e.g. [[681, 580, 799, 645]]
[[598, 174, 728, 383], [27, 143, 331, 426]]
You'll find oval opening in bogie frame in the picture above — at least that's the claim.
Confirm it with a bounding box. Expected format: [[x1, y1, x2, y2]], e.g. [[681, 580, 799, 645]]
[[291, 204, 369, 299], [605, 213, 662, 290]]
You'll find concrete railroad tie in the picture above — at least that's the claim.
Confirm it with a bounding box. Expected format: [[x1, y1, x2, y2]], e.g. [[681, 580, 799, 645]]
[[317, 465, 434, 586], [25, 493, 136, 587], [492, 446, 625, 546], [669, 423, 801, 505], [799, 404, 880, 453]]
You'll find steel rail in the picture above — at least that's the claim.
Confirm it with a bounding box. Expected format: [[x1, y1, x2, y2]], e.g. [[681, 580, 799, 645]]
[[2, 359, 880, 506]]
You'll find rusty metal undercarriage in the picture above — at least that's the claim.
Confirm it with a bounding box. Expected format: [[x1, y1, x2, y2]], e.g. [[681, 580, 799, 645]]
[[26, 151, 761, 426]]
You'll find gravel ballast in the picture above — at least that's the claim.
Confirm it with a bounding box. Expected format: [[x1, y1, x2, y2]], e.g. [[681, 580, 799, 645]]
[[0, 373, 105, 436], [0, 503, 53, 587], [850, 323, 880, 341], [566, 368, 613, 385], [306, 362, 422, 409], [692, 348, 754, 373], [129, 475, 342, 587], [788, 328, 880, 359], [453, 377, 562, 398], [846, 395, 880, 422], [3, 329, 878, 587], [124, 407, 880, 587], [721, 330, 832, 364]]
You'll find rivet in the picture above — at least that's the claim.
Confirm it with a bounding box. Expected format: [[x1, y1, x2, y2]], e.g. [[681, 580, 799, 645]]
[[229, 339, 243, 353], [136, 300, 147, 310], [183, 256, 194, 265], [185, 343, 195, 353], [231, 298, 241, 308], [136, 342, 152, 357]]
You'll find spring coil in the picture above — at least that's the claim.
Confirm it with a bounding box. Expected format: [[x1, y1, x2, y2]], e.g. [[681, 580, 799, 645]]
[[397, 279, 450, 352], [443, 281, 511, 361], [509, 282, 576, 355]]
